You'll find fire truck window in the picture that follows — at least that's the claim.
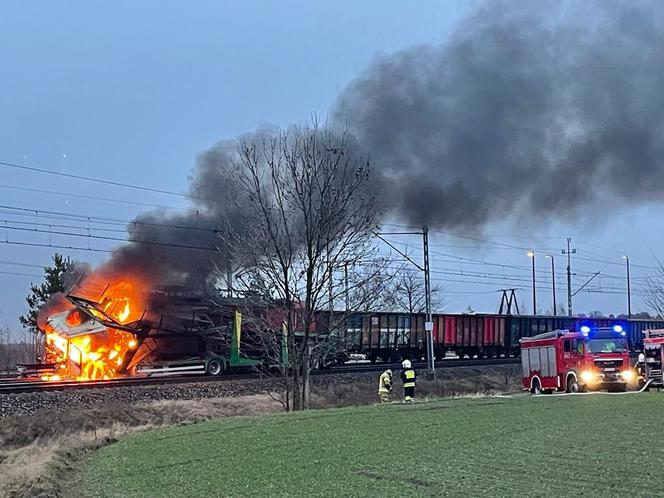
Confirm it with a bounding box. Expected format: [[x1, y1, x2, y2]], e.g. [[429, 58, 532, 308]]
[[564, 339, 571, 352], [576, 340, 584, 355]]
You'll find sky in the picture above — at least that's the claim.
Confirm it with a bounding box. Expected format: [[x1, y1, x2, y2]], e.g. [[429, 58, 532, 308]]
[[0, 0, 661, 335]]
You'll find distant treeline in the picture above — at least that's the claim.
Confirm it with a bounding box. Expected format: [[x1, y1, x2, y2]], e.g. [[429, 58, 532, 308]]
[[0, 342, 33, 371]]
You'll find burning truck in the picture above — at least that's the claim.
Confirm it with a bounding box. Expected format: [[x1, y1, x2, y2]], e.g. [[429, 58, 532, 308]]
[[26, 270, 263, 381]]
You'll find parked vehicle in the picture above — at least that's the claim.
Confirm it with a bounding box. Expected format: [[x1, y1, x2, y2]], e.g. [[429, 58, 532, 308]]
[[641, 329, 664, 388], [520, 325, 634, 394]]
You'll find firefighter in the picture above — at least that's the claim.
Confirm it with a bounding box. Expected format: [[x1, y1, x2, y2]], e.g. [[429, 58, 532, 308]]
[[636, 352, 646, 384], [401, 359, 417, 403], [378, 369, 393, 403]]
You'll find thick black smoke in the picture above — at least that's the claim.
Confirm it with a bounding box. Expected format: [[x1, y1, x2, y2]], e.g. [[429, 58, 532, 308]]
[[104, 141, 245, 289], [101, 0, 664, 287], [334, 0, 664, 229]]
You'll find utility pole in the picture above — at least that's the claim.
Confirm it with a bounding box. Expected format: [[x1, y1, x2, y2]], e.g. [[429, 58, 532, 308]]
[[623, 255, 632, 318], [527, 251, 536, 314], [562, 238, 576, 317], [422, 226, 435, 378], [545, 255, 556, 316]]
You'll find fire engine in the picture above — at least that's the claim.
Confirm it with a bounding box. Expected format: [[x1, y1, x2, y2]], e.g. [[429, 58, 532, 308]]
[[640, 329, 664, 388], [520, 325, 634, 394]]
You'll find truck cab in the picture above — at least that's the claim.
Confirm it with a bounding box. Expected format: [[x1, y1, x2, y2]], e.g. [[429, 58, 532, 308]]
[[521, 325, 633, 394]]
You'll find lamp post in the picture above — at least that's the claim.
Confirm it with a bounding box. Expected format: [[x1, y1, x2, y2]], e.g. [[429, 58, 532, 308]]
[[545, 254, 556, 316], [623, 255, 632, 318], [527, 251, 536, 315]]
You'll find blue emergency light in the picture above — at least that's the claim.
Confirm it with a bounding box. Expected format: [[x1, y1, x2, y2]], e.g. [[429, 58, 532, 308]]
[[580, 324, 626, 337]]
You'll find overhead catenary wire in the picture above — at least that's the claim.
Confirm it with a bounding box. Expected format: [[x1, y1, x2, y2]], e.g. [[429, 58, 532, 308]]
[[1, 225, 219, 252], [0, 184, 186, 211], [0, 201, 656, 306], [0, 259, 44, 269], [0, 160, 198, 199], [0, 270, 43, 278], [0, 239, 112, 253], [0, 204, 218, 233], [37, 228, 643, 293]]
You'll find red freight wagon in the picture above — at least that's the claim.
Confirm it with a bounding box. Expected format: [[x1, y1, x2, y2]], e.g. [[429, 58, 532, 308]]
[[444, 316, 455, 346], [520, 326, 634, 394]]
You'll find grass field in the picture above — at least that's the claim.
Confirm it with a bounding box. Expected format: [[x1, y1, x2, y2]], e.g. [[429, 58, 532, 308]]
[[76, 393, 664, 497]]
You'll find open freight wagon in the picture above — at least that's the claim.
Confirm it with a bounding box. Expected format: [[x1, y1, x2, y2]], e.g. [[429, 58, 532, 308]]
[[318, 311, 664, 364]]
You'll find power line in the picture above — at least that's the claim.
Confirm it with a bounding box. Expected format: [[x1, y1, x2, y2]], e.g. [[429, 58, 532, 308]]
[[0, 204, 218, 233], [1, 225, 218, 252], [0, 184, 185, 210], [2, 219, 129, 234], [0, 239, 112, 253], [0, 160, 198, 199], [0, 259, 44, 269], [0, 269, 43, 278]]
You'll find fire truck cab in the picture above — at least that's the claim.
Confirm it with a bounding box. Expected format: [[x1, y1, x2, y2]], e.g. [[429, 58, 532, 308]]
[[520, 325, 634, 394], [641, 329, 664, 388]]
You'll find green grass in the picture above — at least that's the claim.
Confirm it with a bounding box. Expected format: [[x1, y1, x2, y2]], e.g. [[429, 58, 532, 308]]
[[77, 393, 664, 497]]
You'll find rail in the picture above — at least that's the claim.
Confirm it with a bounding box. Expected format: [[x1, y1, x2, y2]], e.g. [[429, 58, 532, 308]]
[[0, 357, 520, 394]]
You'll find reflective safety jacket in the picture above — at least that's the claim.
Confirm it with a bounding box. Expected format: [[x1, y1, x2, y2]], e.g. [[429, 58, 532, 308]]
[[378, 371, 393, 393], [401, 368, 417, 388]]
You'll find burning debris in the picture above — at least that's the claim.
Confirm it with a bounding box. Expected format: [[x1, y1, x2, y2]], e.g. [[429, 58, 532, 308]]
[[41, 308, 137, 381], [36, 272, 149, 381]]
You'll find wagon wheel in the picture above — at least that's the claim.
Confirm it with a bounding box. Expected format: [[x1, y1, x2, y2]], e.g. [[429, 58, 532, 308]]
[[207, 359, 224, 376]]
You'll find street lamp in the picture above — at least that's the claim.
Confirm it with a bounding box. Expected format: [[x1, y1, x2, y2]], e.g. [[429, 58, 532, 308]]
[[545, 254, 556, 316], [623, 255, 631, 318], [527, 251, 536, 315]]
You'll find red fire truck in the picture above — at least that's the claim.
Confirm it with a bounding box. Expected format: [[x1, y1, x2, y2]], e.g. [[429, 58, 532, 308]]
[[520, 325, 634, 394], [641, 329, 664, 388]]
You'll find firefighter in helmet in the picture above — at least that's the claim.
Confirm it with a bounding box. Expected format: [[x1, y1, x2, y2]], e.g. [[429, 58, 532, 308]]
[[378, 369, 393, 403], [636, 351, 646, 385], [401, 359, 417, 403]]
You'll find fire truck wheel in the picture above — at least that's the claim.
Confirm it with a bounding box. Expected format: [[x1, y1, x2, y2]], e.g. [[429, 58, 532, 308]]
[[206, 359, 224, 376], [530, 378, 541, 395], [566, 377, 579, 393]]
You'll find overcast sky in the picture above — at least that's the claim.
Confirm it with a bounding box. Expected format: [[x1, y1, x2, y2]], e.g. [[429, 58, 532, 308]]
[[1, 0, 662, 334]]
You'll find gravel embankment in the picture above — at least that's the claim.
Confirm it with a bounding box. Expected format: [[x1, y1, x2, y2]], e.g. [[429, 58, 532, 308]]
[[0, 365, 521, 418]]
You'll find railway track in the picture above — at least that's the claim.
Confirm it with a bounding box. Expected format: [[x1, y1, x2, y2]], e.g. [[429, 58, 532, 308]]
[[0, 357, 519, 394]]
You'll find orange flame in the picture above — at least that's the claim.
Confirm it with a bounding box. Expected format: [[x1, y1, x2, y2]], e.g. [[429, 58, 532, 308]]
[[39, 274, 147, 381]]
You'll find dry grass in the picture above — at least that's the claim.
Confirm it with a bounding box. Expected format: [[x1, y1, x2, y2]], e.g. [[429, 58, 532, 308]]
[[0, 395, 281, 498], [310, 368, 520, 408]]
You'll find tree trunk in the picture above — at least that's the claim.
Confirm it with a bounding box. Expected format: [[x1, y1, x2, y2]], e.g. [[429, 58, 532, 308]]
[[281, 366, 291, 412], [301, 342, 312, 409], [292, 364, 303, 410]]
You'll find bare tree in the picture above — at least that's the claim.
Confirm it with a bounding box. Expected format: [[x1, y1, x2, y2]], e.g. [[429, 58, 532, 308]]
[[0, 325, 9, 372], [0, 320, 31, 372], [645, 258, 664, 318], [383, 271, 445, 314], [219, 119, 390, 410]]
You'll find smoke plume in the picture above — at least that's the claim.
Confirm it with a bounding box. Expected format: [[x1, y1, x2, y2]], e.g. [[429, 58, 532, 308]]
[[334, 0, 664, 229], [84, 1, 664, 288]]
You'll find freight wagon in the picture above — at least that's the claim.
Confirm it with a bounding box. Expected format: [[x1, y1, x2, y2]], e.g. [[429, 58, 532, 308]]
[[317, 312, 664, 363]]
